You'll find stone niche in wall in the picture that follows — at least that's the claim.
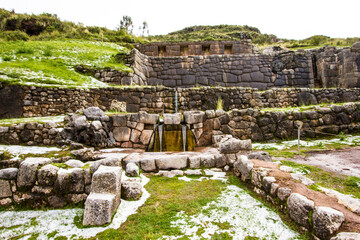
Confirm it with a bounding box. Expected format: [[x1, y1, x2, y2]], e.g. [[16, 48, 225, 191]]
[[135, 40, 256, 57]]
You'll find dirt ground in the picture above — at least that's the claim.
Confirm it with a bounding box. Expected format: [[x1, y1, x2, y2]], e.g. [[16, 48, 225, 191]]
[[289, 147, 360, 178]]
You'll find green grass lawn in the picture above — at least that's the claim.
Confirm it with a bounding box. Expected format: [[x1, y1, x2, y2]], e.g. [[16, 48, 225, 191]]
[[0, 40, 131, 88]]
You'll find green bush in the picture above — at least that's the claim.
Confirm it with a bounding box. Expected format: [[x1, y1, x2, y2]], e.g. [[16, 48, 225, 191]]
[[0, 30, 29, 41]]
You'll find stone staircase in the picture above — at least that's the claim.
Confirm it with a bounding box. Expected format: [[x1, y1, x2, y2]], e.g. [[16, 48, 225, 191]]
[[83, 165, 122, 226]]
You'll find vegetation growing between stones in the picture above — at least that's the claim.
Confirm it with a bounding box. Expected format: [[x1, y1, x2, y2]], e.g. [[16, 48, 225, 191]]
[[0, 150, 12, 160], [281, 160, 360, 199]]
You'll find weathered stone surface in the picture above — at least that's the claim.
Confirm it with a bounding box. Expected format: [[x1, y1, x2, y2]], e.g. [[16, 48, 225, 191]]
[[121, 179, 142, 200], [83, 107, 105, 120], [0, 198, 12, 207], [126, 162, 139, 177], [0, 127, 9, 133], [0, 179, 12, 198], [91, 121, 103, 131], [201, 155, 216, 168], [297, 92, 318, 106], [37, 164, 59, 186], [113, 127, 131, 142], [156, 155, 188, 170], [71, 148, 95, 161], [55, 168, 71, 193], [140, 158, 157, 172], [110, 115, 127, 127], [31, 185, 53, 195], [73, 115, 88, 130], [219, 139, 242, 154], [157, 170, 184, 178], [233, 155, 253, 181], [163, 113, 182, 125], [313, 206, 345, 239], [270, 183, 279, 196], [277, 187, 291, 201], [183, 111, 205, 124], [139, 111, 159, 124], [65, 159, 85, 168], [263, 176, 276, 194], [17, 157, 51, 189], [330, 232, 360, 240], [91, 166, 122, 197], [69, 168, 85, 193], [287, 193, 314, 229], [251, 167, 270, 188], [140, 130, 153, 145], [248, 151, 272, 162], [83, 193, 116, 226], [214, 154, 226, 168], [189, 156, 201, 169], [0, 168, 18, 180]]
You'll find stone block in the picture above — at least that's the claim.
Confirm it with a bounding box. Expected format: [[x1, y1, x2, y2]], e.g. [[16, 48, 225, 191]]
[[110, 115, 127, 127], [214, 154, 226, 168], [156, 155, 188, 170], [277, 187, 291, 201], [65, 160, 85, 168], [263, 176, 276, 194], [69, 168, 85, 193], [233, 155, 253, 181], [248, 151, 272, 162], [140, 158, 157, 172], [140, 130, 153, 145], [200, 155, 216, 168], [287, 193, 314, 229], [83, 107, 105, 121], [83, 193, 116, 226], [183, 111, 205, 124], [330, 232, 360, 240], [0, 168, 18, 180], [17, 157, 51, 189], [189, 156, 201, 169], [91, 166, 122, 199], [313, 206, 344, 239], [113, 127, 131, 142], [37, 164, 59, 186], [139, 111, 159, 124], [163, 113, 181, 125], [0, 179, 12, 198], [121, 179, 142, 200], [126, 162, 139, 177]]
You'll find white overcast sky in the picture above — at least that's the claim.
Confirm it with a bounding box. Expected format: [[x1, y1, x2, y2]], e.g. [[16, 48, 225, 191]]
[[1, 0, 359, 40]]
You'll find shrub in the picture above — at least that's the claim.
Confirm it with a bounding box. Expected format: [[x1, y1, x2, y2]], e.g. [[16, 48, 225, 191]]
[[0, 30, 29, 41], [16, 46, 34, 54], [0, 150, 13, 161]]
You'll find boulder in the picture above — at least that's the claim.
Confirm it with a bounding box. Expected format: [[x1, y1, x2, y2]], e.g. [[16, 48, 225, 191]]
[[219, 138, 252, 154], [201, 155, 216, 168], [83, 107, 105, 121], [17, 157, 51, 189], [91, 121, 103, 131], [126, 162, 139, 177], [214, 154, 226, 168], [183, 111, 205, 124], [0, 168, 18, 180], [121, 179, 142, 200], [156, 155, 188, 170], [73, 115, 88, 130], [0, 179, 12, 198], [71, 148, 95, 161], [287, 193, 315, 229], [248, 151, 272, 162], [233, 155, 253, 181], [37, 164, 59, 186], [313, 207, 345, 239], [163, 113, 181, 125], [70, 142, 84, 150]]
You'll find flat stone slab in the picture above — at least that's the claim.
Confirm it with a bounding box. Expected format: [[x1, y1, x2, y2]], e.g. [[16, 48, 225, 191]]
[[83, 193, 116, 226], [17, 157, 52, 189], [155, 155, 188, 170]]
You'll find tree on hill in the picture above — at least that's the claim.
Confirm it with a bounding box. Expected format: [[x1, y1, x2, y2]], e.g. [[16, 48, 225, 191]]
[[119, 15, 133, 34]]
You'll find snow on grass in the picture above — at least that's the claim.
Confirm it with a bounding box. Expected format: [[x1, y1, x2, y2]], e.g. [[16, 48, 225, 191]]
[[162, 185, 301, 240], [253, 135, 360, 150], [0, 145, 62, 160], [0, 174, 150, 240], [0, 115, 64, 126]]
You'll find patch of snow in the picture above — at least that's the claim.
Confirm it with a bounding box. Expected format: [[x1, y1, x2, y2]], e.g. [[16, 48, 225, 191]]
[[0, 145, 61, 160], [0, 115, 64, 125], [0, 174, 150, 240], [161, 185, 301, 240]]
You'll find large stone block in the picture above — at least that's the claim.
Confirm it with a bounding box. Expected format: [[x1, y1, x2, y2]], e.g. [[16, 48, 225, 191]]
[[140, 158, 157, 172], [110, 115, 127, 127], [121, 179, 142, 200], [140, 130, 153, 145], [219, 139, 252, 154], [183, 111, 205, 124], [156, 155, 188, 170], [126, 162, 139, 177], [163, 113, 181, 125], [37, 164, 59, 186], [83, 107, 105, 121], [0, 168, 18, 180], [287, 193, 314, 229], [139, 111, 159, 124], [83, 193, 116, 226], [69, 168, 85, 193], [313, 207, 344, 239], [91, 166, 122, 199], [17, 158, 51, 189], [113, 127, 131, 142]]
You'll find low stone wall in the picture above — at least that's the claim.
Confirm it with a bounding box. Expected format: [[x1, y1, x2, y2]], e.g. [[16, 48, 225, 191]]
[[1, 83, 360, 118]]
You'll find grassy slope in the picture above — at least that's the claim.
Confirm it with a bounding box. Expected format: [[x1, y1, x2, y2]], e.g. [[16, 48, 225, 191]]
[[0, 40, 131, 88]]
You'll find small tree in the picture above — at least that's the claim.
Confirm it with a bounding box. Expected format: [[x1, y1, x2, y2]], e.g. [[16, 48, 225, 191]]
[[119, 15, 133, 33]]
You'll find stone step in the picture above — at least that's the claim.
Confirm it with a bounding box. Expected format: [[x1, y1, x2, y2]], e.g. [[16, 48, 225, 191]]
[[83, 165, 122, 226]]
